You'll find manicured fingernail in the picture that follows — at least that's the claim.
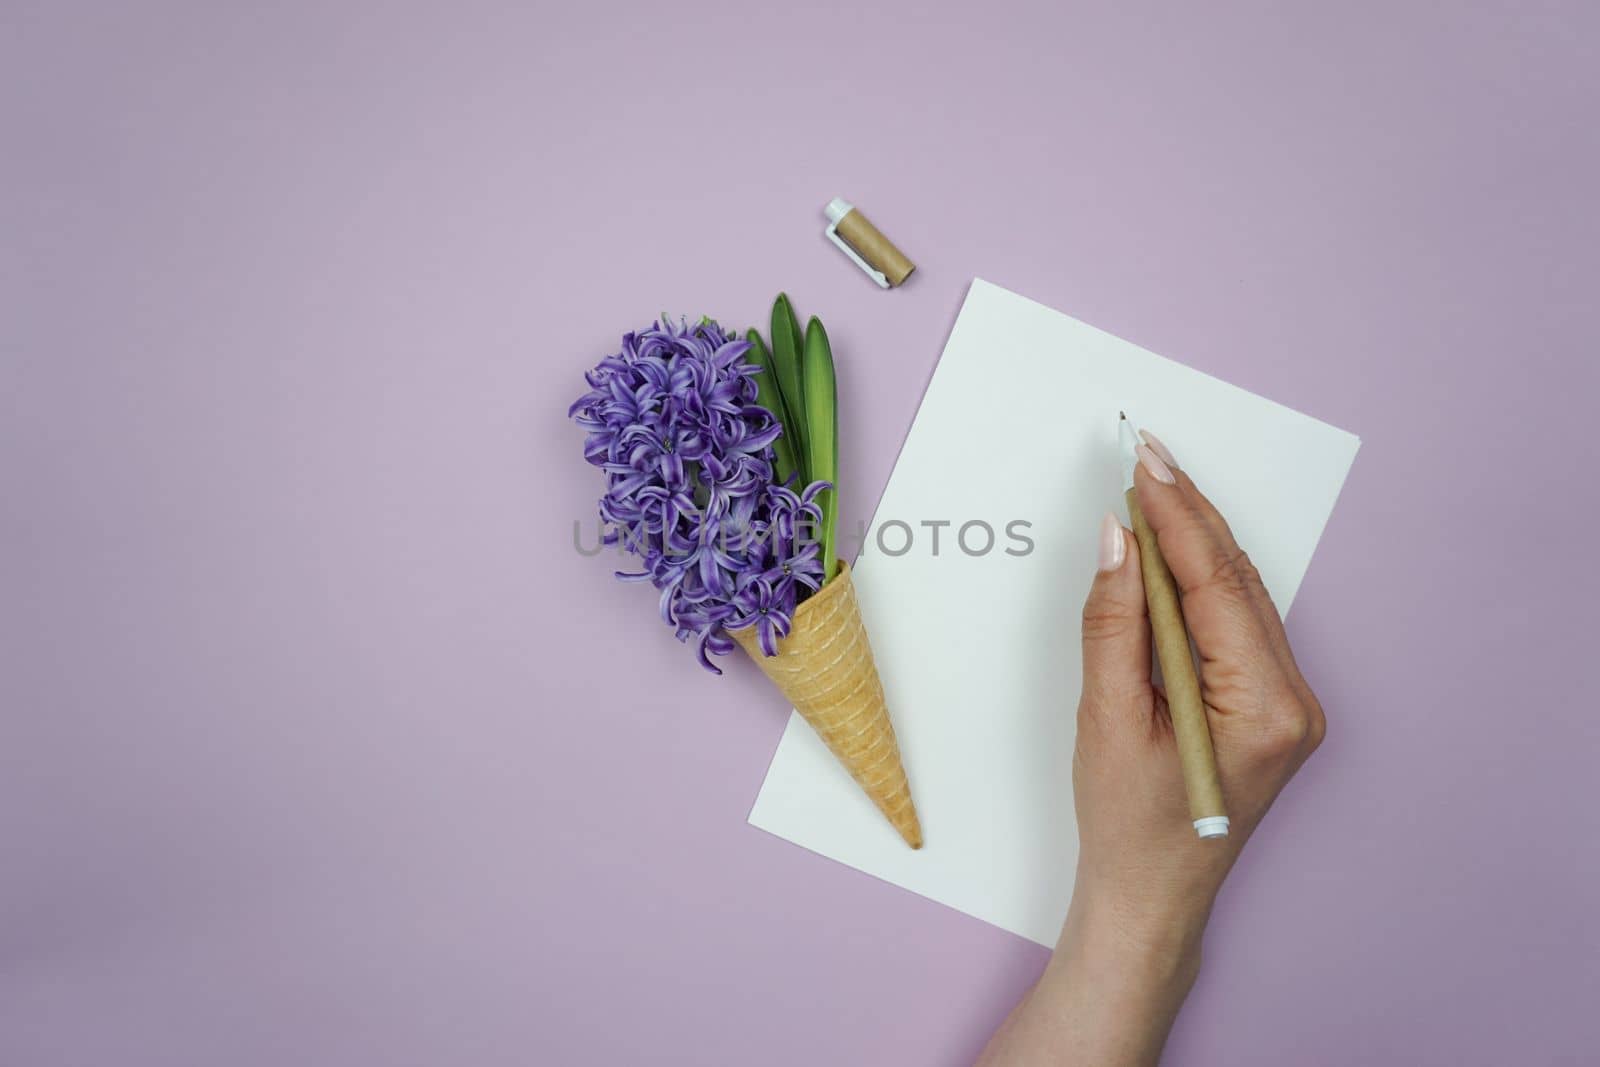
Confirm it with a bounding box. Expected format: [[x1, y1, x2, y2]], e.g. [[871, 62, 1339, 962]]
[[1139, 429, 1178, 470], [1098, 511, 1126, 572], [1135, 444, 1177, 485]]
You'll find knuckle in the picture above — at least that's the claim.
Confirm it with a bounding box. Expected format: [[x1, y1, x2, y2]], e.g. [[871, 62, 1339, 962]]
[[1234, 551, 1265, 590], [1190, 545, 1262, 601], [1252, 714, 1308, 761], [1081, 605, 1136, 643], [1305, 699, 1328, 752], [1251, 701, 1318, 761], [1307, 712, 1327, 752]]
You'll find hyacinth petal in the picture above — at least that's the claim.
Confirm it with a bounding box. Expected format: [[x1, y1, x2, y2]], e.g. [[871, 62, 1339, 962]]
[[699, 544, 727, 598], [712, 339, 753, 366], [734, 421, 783, 454], [757, 619, 779, 658], [694, 634, 724, 674]]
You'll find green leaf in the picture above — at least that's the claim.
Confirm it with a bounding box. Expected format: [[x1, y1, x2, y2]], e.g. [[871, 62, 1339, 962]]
[[770, 293, 807, 465], [803, 315, 839, 582], [744, 329, 799, 486]]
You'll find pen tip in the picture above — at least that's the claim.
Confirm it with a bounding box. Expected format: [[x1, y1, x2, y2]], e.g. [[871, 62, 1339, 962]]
[[1119, 410, 1127, 420]]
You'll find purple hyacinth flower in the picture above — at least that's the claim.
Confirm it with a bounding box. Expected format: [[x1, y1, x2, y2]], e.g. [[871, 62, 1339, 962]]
[[570, 316, 832, 673], [729, 576, 792, 659]]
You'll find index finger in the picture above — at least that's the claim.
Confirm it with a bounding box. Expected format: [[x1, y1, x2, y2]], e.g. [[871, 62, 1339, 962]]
[[1131, 447, 1288, 675]]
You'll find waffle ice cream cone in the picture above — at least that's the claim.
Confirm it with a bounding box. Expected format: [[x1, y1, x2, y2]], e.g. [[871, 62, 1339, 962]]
[[733, 560, 922, 849]]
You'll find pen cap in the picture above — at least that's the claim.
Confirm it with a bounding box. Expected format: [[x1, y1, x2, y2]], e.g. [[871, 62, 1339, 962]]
[[822, 197, 916, 288]]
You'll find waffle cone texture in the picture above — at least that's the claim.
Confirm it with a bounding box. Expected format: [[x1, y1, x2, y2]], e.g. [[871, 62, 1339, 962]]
[[732, 560, 922, 849]]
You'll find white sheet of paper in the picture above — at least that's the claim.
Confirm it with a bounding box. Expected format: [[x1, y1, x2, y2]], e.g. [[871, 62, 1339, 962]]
[[748, 278, 1361, 947]]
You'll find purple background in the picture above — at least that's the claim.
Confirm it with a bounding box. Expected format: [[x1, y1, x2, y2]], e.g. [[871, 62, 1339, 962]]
[[5, 3, 1597, 1064]]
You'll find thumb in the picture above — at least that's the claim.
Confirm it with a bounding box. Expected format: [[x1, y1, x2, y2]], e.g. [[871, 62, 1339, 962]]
[[1080, 512, 1149, 710]]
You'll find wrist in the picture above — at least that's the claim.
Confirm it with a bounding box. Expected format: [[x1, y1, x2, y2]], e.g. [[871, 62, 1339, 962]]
[[1020, 893, 1205, 1067], [1052, 883, 1211, 999]]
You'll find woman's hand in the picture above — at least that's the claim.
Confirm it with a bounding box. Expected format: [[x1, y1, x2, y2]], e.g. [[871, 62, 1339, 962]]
[[978, 432, 1326, 1066]]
